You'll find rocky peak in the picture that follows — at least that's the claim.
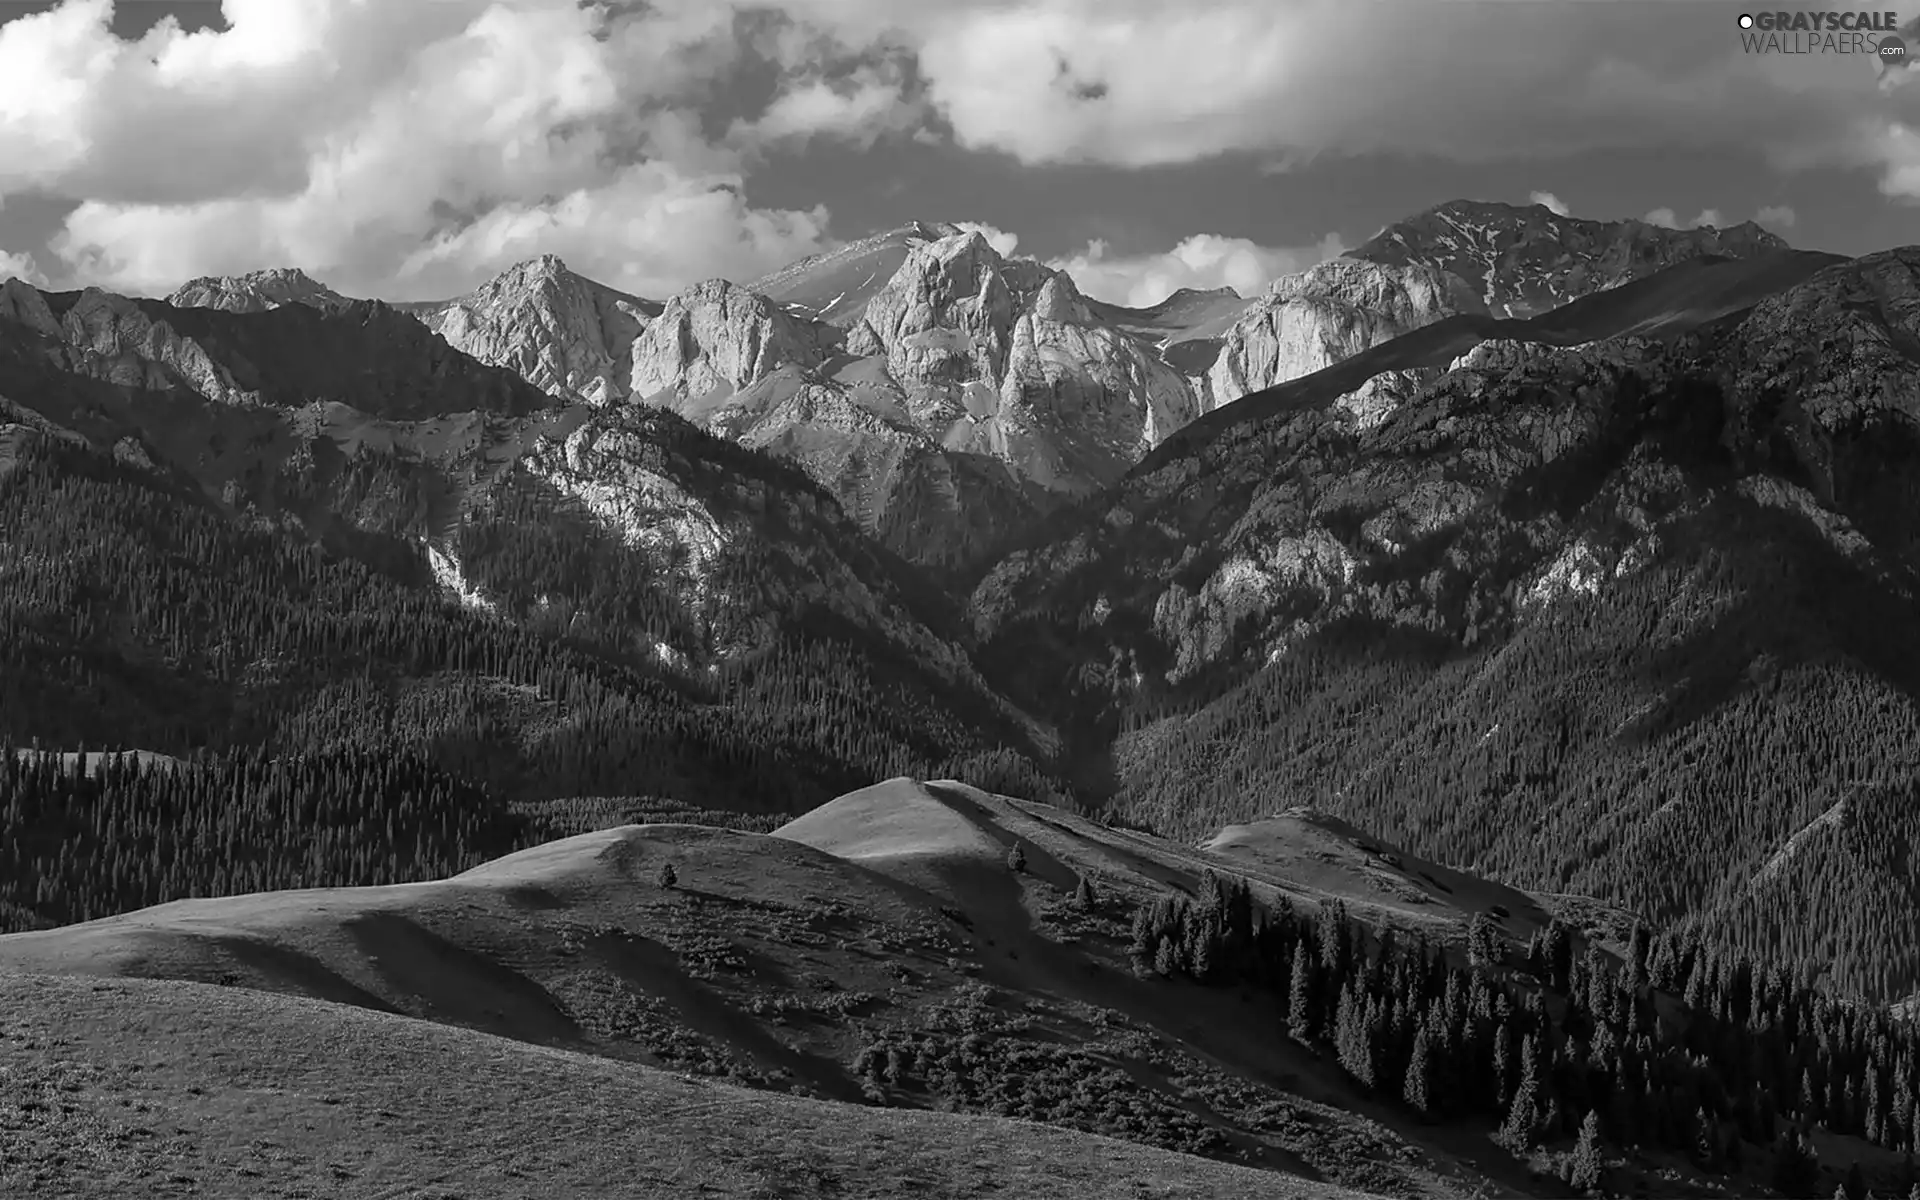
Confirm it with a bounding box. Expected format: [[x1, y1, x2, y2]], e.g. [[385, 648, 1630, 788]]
[[168, 267, 352, 314], [847, 229, 1019, 384], [0, 278, 61, 339], [1350, 198, 1793, 319], [627, 277, 827, 402], [1721, 247, 1919, 447], [1027, 272, 1091, 325], [405, 256, 659, 406], [1201, 258, 1477, 418]]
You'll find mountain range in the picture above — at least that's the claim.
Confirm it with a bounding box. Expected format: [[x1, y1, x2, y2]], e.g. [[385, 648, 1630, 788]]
[[149, 201, 1789, 575], [3, 196, 1917, 1200]]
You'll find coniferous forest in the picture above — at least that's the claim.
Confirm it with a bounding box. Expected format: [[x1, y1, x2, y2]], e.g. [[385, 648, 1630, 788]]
[[1130, 872, 1920, 1199], [0, 424, 1064, 934]]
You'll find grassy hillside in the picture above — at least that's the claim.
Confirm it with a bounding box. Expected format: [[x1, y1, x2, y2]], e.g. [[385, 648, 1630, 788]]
[[11, 776, 1918, 1198], [0, 972, 1365, 1200]]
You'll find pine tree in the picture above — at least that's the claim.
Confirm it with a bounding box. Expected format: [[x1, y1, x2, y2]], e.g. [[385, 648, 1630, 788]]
[[1467, 912, 1503, 969], [1128, 906, 1156, 975], [1846, 1159, 1867, 1200], [1007, 841, 1027, 873], [1072, 874, 1097, 913], [1404, 1021, 1434, 1117], [1289, 945, 1316, 1041], [1191, 925, 1216, 983], [1500, 1073, 1541, 1151], [1568, 1109, 1604, 1194], [657, 861, 677, 889], [1628, 921, 1652, 992]]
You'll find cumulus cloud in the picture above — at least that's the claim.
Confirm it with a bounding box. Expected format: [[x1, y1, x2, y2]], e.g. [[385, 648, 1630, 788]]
[[1050, 232, 1346, 308], [0, 247, 46, 285], [2, 0, 839, 299], [1529, 191, 1571, 217], [1642, 207, 1729, 230], [729, 56, 928, 150], [777, 0, 1920, 201], [2, 0, 1914, 301], [952, 221, 1020, 257], [1754, 204, 1797, 228]]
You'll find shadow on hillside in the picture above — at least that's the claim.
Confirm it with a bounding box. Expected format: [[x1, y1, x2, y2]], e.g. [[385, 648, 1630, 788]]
[[198, 932, 404, 1016], [581, 925, 866, 1104], [342, 910, 580, 1045]]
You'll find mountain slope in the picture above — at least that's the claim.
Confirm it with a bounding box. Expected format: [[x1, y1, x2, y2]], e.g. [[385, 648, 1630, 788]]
[[11, 774, 1917, 1199], [970, 242, 1920, 1002], [397, 254, 663, 406], [2, 971, 1361, 1200], [0, 285, 1061, 819], [0, 774, 1647, 1198], [1349, 199, 1792, 318], [154, 202, 1799, 576], [167, 266, 354, 314]]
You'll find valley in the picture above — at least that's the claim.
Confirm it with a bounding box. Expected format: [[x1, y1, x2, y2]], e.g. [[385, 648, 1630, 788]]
[[4, 194, 1920, 1199]]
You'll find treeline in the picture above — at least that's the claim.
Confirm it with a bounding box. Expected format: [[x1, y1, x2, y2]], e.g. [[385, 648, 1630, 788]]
[[0, 745, 525, 930], [1106, 490, 1920, 1001], [0, 429, 1068, 831], [0, 736, 1069, 935], [1130, 873, 1920, 1196]]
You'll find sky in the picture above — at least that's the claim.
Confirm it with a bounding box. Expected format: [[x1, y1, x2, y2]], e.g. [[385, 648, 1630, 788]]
[[0, 0, 1915, 309]]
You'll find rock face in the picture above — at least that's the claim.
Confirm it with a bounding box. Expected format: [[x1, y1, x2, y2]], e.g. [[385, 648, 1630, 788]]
[[629, 279, 827, 404], [968, 244, 1862, 704], [963, 243, 1920, 1007], [4, 281, 551, 422], [645, 230, 1197, 492], [154, 199, 1805, 572], [1198, 259, 1483, 424], [169, 268, 353, 314], [614, 228, 1197, 568], [1349, 198, 1792, 318], [405, 256, 661, 406]]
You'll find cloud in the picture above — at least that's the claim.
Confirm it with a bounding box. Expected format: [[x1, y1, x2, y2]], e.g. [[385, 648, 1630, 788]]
[[1529, 191, 1571, 217], [3, 0, 839, 299], [729, 55, 928, 150], [1049, 232, 1346, 308], [952, 221, 1020, 257], [1642, 207, 1728, 230], [0, 246, 46, 285], [777, 0, 1920, 201], [1754, 204, 1798, 228]]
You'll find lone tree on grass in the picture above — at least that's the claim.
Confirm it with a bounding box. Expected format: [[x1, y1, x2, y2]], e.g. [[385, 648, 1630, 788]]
[[1072, 874, 1098, 912], [1007, 841, 1027, 873], [657, 861, 678, 889]]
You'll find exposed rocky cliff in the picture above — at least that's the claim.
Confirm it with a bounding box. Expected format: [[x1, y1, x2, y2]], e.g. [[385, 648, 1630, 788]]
[[1194, 259, 1483, 425], [630, 278, 828, 404], [1350, 199, 1792, 318], [149, 200, 1805, 573], [402, 255, 661, 407], [966, 245, 1920, 1000], [614, 228, 1194, 569], [169, 267, 354, 314], [18, 285, 553, 422]]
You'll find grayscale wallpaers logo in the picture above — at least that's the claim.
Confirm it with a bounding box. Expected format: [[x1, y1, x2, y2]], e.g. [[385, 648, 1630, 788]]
[[1736, 9, 1918, 79], [1736, 10, 1910, 67]]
